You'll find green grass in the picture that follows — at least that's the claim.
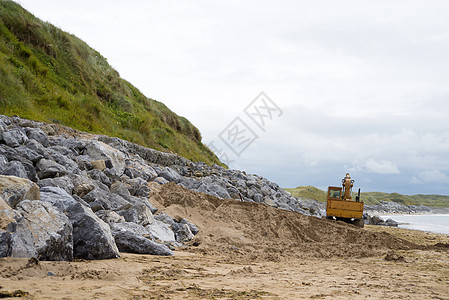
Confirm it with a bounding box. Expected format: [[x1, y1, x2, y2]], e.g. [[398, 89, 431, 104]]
[[285, 186, 449, 207], [0, 1, 223, 166], [285, 186, 328, 202]]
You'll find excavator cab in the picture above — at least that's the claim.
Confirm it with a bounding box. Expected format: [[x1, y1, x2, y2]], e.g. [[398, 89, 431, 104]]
[[325, 173, 364, 228]]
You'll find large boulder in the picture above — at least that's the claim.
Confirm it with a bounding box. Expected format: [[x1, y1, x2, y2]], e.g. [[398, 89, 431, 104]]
[[36, 158, 67, 179], [118, 202, 154, 226], [15, 200, 73, 261], [146, 220, 176, 243], [158, 167, 183, 183], [125, 177, 151, 197], [25, 127, 49, 147], [2, 127, 28, 147], [40, 186, 78, 213], [124, 155, 158, 181], [0, 161, 28, 179], [69, 202, 120, 259], [84, 140, 126, 175], [15, 145, 43, 163], [40, 187, 120, 259], [173, 223, 194, 243], [82, 188, 129, 211], [154, 213, 197, 243], [87, 169, 111, 187], [0, 206, 15, 257], [38, 176, 75, 194], [111, 224, 173, 256], [0, 175, 40, 208]]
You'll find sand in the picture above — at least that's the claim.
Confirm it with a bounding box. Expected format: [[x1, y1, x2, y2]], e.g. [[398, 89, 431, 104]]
[[1, 183, 448, 299]]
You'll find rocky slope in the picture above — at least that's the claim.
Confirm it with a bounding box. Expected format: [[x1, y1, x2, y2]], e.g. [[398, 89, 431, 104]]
[[0, 115, 321, 261]]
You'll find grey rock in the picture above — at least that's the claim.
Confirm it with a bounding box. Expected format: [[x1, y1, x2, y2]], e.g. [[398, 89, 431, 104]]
[[87, 169, 111, 187], [59, 138, 87, 155], [179, 218, 199, 235], [25, 127, 49, 147], [15, 146, 43, 163], [25, 139, 49, 157], [103, 167, 121, 183], [110, 182, 131, 198], [369, 215, 385, 225], [84, 140, 126, 175], [153, 177, 169, 185], [0, 230, 11, 257], [0, 154, 7, 170], [36, 159, 67, 179], [40, 186, 78, 213], [125, 177, 151, 197], [124, 156, 158, 181], [48, 150, 79, 174], [82, 189, 128, 211], [16, 200, 73, 261], [118, 202, 154, 226], [385, 218, 399, 227], [0, 175, 40, 208], [39, 176, 74, 194], [154, 213, 175, 226], [74, 156, 93, 171], [253, 193, 263, 203], [158, 167, 182, 183], [73, 183, 95, 198], [110, 222, 152, 237], [40, 186, 119, 259], [8, 216, 37, 258], [22, 161, 39, 182], [0, 145, 18, 162], [2, 128, 28, 147], [111, 226, 173, 256], [69, 202, 120, 259], [173, 223, 194, 243], [1, 161, 28, 179], [95, 210, 125, 224], [209, 184, 230, 199], [146, 220, 176, 243]]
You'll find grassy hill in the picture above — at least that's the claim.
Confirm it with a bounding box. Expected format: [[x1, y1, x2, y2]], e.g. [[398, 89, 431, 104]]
[[0, 1, 222, 165], [285, 186, 449, 207]]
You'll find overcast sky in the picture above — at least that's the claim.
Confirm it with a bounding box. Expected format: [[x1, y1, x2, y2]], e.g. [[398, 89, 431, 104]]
[[17, 0, 449, 195]]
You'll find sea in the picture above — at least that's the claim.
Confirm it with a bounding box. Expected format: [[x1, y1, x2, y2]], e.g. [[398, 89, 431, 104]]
[[379, 214, 449, 235]]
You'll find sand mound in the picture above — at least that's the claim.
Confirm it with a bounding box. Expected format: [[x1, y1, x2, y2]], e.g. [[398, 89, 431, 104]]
[[149, 183, 417, 262]]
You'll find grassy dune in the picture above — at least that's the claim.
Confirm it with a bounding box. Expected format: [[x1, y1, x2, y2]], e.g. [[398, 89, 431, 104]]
[[0, 1, 222, 166], [285, 186, 449, 207]]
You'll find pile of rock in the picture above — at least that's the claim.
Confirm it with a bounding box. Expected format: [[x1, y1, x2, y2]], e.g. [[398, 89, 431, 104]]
[[0, 115, 199, 261], [1, 114, 326, 261], [96, 135, 319, 216], [364, 214, 399, 227]]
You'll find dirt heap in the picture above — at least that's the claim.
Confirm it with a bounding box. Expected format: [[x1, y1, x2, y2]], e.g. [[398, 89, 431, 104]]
[[149, 183, 417, 262]]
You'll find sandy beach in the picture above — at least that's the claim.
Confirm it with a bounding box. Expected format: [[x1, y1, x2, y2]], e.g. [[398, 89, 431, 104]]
[[1, 184, 448, 299]]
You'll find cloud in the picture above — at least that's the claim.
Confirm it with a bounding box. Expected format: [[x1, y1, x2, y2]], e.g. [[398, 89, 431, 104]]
[[365, 159, 400, 174], [416, 170, 449, 183]]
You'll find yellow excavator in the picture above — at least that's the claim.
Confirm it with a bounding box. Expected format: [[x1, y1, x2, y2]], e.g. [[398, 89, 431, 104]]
[[325, 173, 364, 228]]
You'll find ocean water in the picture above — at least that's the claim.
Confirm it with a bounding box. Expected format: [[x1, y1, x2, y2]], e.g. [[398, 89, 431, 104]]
[[379, 214, 449, 235]]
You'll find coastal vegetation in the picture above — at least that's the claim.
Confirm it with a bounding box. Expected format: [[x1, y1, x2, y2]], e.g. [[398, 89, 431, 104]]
[[285, 185, 449, 207], [0, 1, 222, 166]]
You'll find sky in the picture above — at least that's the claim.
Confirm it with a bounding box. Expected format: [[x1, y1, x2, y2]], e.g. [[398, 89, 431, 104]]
[[16, 0, 449, 195]]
